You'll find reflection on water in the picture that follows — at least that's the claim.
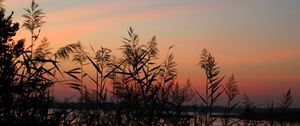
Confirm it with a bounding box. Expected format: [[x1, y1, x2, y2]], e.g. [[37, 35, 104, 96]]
[[187, 118, 300, 126], [49, 109, 300, 125]]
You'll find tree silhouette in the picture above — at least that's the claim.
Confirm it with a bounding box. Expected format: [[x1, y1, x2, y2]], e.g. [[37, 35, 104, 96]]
[[0, 8, 23, 123], [0, 5, 65, 125]]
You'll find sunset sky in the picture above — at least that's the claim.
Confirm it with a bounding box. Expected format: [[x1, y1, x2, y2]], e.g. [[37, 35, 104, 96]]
[[4, 0, 300, 106]]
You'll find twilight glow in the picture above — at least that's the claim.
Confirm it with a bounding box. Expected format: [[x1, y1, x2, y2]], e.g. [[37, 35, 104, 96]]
[[4, 0, 300, 106]]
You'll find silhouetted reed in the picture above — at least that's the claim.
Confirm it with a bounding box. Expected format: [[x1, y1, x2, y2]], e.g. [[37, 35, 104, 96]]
[[221, 75, 240, 126], [0, 1, 299, 125], [195, 49, 224, 126], [22, 0, 45, 56], [0, 4, 68, 125]]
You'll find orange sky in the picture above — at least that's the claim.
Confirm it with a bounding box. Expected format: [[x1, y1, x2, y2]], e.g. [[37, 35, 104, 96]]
[[4, 0, 300, 106]]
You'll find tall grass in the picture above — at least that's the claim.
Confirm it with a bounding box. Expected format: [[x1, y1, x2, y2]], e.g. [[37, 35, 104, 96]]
[[0, 5, 67, 125], [196, 49, 224, 126], [22, 0, 45, 56], [221, 75, 240, 126], [0, 1, 298, 125]]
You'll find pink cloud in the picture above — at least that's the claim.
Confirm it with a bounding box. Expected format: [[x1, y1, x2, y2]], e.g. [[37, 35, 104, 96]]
[[44, 3, 207, 43], [5, 0, 51, 7], [46, 1, 143, 25], [220, 49, 300, 65]]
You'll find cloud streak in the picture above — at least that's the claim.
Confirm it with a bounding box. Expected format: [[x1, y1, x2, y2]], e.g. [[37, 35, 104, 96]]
[[220, 49, 300, 65], [46, 1, 144, 25], [44, 2, 208, 42]]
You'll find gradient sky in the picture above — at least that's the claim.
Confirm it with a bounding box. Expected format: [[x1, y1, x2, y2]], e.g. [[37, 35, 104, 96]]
[[4, 0, 300, 107]]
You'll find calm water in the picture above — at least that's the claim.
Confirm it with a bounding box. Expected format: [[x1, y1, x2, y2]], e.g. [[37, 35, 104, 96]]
[[49, 109, 300, 126]]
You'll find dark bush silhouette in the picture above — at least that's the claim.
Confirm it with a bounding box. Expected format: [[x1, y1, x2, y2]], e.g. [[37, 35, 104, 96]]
[[0, 5, 62, 126]]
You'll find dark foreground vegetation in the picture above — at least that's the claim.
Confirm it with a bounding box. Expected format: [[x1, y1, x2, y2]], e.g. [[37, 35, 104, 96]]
[[0, 0, 299, 126]]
